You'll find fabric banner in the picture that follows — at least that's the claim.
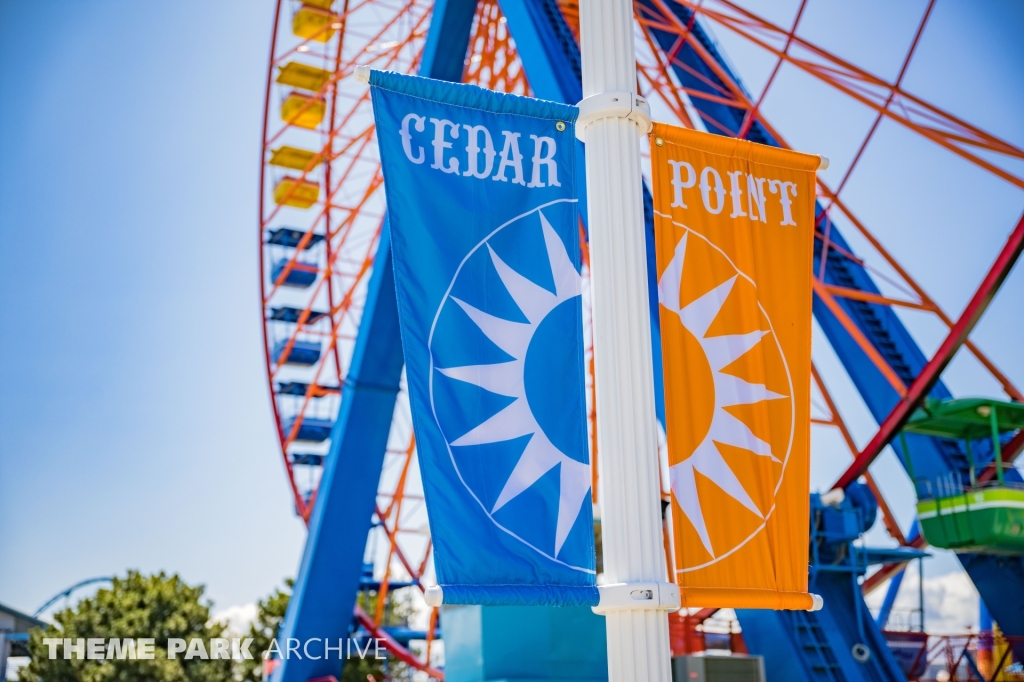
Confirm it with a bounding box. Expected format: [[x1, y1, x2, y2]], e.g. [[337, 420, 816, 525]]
[[650, 123, 819, 610], [368, 70, 597, 606]]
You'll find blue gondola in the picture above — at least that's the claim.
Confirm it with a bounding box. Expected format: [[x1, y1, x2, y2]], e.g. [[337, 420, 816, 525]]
[[282, 417, 334, 443], [275, 380, 339, 396], [269, 306, 329, 324], [267, 227, 325, 250], [273, 339, 321, 366], [289, 453, 325, 466], [271, 258, 318, 288]]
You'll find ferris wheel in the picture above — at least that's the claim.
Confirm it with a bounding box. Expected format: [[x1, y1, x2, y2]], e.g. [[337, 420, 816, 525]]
[[258, 0, 1024, 679]]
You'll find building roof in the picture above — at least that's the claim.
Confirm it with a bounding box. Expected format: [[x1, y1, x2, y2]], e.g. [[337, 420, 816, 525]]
[[0, 602, 47, 633]]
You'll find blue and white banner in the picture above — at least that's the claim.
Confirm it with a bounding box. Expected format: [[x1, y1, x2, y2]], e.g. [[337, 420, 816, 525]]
[[369, 70, 597, 606]]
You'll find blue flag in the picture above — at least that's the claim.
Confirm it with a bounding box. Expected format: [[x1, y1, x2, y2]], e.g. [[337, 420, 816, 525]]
[[368, 70, 597, 607]]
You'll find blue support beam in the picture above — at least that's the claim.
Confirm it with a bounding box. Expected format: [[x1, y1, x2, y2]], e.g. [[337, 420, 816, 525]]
[[273, 4, 479, 680], [960, 554, 1024, 661], [876, 568, 907, 630], [496, 0, 581, 102], [420, 0, 479, 81], [273, 226, 405, 682], [876, 521, 919, 630]]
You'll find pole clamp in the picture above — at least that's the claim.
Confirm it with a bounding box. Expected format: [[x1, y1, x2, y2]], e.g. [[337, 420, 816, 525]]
[[575, 91, 652, 140], [591, 582, 680, 614], [424, 585, 443, 607]]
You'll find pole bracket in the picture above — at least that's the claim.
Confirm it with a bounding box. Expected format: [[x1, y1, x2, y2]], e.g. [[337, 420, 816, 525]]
[[592, 582, 681, 614], [575, 91, 653, 140]]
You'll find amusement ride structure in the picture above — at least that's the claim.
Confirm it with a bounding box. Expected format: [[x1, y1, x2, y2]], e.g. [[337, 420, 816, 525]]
[[258, 0, 1024, 680]]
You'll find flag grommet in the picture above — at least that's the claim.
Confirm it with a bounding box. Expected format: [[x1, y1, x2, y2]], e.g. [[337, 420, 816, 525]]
[[555, 121, 566, 132]]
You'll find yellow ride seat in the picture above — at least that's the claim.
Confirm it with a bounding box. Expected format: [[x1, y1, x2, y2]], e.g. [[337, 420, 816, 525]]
[[270, 147, 321, 171], [293, 6, 339, 43], [276, 62, 332, 92], [274, 177, 321, 209], [281, 92, 325, 129]]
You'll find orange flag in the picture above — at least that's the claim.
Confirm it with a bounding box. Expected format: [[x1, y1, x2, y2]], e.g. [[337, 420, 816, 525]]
[[650, 123, 820, 610]]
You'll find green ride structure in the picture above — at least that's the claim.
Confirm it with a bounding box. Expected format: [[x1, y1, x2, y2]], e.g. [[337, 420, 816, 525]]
[[905, 398, 1024, 554]]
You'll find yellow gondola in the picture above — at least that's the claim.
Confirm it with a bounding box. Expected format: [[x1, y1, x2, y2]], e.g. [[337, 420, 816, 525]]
[[293, 6, 338, 43], [281, 92, 325, 130], [275, 62, 331, 92], [269, 147, 320, 171], [273, 177, 320, 209]]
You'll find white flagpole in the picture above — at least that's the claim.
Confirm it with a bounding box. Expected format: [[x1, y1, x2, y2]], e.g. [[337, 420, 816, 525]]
[[576, 1, 677, 680]]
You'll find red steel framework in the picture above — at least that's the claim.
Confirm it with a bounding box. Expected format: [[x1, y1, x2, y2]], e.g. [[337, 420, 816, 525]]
[[260, 0, 1024, 669]]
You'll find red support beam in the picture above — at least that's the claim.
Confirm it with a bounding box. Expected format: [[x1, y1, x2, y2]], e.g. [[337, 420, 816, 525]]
[[353, 605, 445, 679], [833, 213, 1024, 491]]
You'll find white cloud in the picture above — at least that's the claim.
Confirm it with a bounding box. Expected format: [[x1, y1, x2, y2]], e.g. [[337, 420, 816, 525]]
[[922, 571, 980, 633], [866, 567, 979, 634], [211, 602, 259, 636]]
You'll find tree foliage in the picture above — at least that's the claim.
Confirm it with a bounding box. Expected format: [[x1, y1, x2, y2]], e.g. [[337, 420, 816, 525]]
[[20, 571, 420, 682], [20, 570, 233, 682]]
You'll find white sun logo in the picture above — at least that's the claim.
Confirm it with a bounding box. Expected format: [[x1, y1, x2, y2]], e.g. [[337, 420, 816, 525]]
[[429, 208, 591, 562], [659, 230, 793, 562]]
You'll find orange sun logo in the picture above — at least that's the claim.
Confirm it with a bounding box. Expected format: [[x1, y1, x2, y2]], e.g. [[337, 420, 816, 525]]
[[658, 221, 796, 570]]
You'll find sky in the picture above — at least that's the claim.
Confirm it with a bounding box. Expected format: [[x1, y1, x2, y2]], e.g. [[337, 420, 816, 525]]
[[0, 0, 1022, 636], [0, 0, 304, 615]]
